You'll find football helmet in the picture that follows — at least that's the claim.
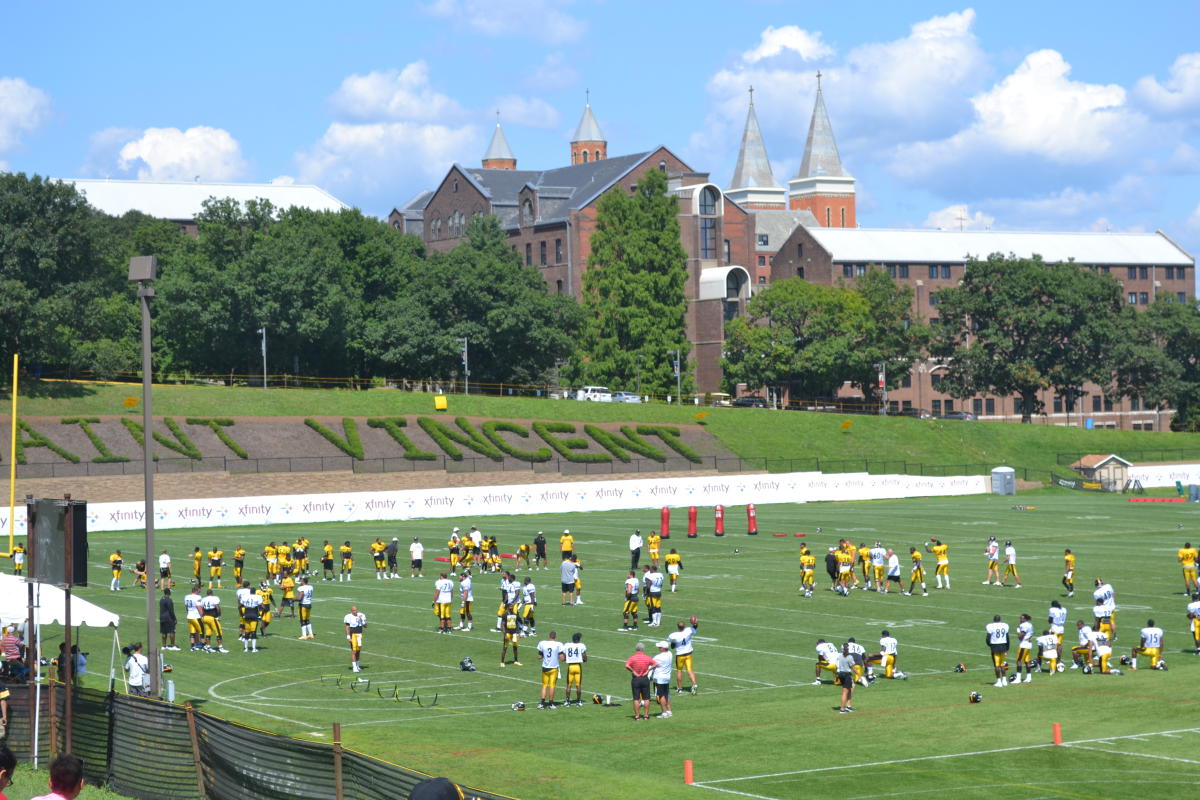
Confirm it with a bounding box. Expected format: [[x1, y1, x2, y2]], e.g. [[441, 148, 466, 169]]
[[969, 692, 982, 703], [953, 663, 966, 673], [511, 702, 526, 711], [459, 657, 476, 672]]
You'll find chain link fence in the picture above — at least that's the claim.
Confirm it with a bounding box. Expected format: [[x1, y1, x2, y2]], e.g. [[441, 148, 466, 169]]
[[1, 682, 516, 800], [1056, 448, 1200, 466]]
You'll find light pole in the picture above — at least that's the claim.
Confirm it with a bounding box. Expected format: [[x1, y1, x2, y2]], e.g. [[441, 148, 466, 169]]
[[670, 349, 682, 405], [257, 327, 267, 389], [457, 337, 469, 394], [128, 255, 160, 697], [874, 362, 887, 415], [636, 354, 644, 398]]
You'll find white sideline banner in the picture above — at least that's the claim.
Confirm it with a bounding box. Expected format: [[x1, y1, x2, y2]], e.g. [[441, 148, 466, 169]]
[[1126, 463, 1200, 488], [3, 471, 990, 534]]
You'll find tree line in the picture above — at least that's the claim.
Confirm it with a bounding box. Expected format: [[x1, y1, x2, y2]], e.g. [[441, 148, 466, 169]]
[[2, 171, 1197, 428]]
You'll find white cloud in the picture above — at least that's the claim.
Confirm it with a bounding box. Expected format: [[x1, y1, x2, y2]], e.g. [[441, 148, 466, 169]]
[[741, 25, 833, 63], [330, 63, 466, 123], [0, 77, 51, 153], [117, 126, 247, 181], [1188, 203, 1200, 231], [270, 175, 296, 185], [691, 10, 990, 183], [424, 0, 585, 44], [296, 121, 478, 196], [526, 53, 578, 91], [923, 204, 994, 230], [982, 175, 1153, 225], [1133, 53, 1200, 116], [494, 95, 559, 128], [891, 50, 1147, 192]]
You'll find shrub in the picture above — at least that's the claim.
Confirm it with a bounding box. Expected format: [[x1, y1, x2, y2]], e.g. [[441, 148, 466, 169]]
[[417, 417, 504, 462], [481, 421, 553, 462], [186, 418, 249, 459], [62, 417, 128, 462], [367, 418, 438, 461], [120, 417, 203, 460], [584, 425, 667, 463], [304, 418, 365, 460], [15, 420, 80, 464], [636, 425, 704, 463], [533, 422, 611, 463]]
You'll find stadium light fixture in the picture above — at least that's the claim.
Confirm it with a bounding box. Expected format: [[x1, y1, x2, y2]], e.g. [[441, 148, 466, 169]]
[[128, 255, 160, 698]]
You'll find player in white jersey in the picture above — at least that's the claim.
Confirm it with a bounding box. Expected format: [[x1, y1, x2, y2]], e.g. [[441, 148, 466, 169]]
[[433, 573, 454, 634], [158, 549, 173, 590], [562, 633, 588, 706], [813, 639, 839, 684], [621, 572, 640, 631], [668, 617, 699, 694], [1013, 614, 1034, 684], [1093, 578, 1117, 639], [520, 577, 538, 635], [344, 606, 366, 672], [454, 572, 474, 631], [845, 638, 869, 686], [240, 590, 264, 652], [869, 630, 905, 679], [652, 641, 674, 718], [1071, 620, 1095, 669], [999, 541, 1021, 588], [199, 591, 228, 652], [1130, 619, 1165, 670], [235, 582, 253, 641], [1036, 630, 1060, 673], [1047, 600, 1068, 660], [296, 577, 315, 639], [184, 587, 204, 651], [1188, 593, 1200, 654], [868, 543, 887, 591], [536, 631, 564, 708], [643, 566, 665, 627], [983, 537, 1000, 585], [985, 615, 1011, 687], [1091, 627, 1114, 673], [883, 549, 902, 594]]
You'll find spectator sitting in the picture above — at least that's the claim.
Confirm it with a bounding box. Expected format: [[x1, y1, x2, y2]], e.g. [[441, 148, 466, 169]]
[[0, 630, 24, 681], [0, 743, 16, 800], [409, 777, 465, 800]]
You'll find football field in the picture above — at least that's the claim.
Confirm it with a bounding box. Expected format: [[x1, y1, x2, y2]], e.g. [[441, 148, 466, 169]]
[[56, 490, 1200, 799]]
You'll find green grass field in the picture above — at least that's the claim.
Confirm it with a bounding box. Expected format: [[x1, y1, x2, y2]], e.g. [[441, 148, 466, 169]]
[[39, 490, 1200, 799], [12, 380, 1200, 477]]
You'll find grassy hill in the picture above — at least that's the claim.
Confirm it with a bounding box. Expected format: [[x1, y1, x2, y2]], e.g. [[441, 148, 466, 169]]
[[11, 380, 1200, 479]]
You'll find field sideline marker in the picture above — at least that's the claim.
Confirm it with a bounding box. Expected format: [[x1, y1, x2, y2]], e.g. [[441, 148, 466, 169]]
[[691, 726, 1200, 789]]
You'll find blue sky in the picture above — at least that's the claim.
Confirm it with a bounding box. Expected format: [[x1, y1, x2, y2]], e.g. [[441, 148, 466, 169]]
[[4, 1, 1200, 257]]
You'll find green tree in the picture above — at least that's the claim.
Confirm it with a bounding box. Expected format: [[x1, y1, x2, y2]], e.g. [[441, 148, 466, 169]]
[[721, 278, 870, 400], [567, 168, 691, 396], [930, 253, 1125, 422], [844, 267, 929, 403], [1112, 298, 1200, 431]]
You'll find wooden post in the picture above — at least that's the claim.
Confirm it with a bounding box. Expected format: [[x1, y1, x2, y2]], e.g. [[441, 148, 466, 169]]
[[47, 669, 57, 758], [184, 702, 207, 799], [332, 722, 343, 800], [62, 494, 73, 755]]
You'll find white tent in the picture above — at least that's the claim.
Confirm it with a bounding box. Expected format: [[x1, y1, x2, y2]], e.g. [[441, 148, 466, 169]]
[[0, 573, 119, 629]]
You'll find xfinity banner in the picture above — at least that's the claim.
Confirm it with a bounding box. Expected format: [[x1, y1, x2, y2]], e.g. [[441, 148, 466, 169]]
[[8, 470, 990, 533]]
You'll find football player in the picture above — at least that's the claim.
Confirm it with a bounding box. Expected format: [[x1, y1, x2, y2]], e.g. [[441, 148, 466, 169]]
[[1179, 542, 1199, 596], [926, 538, 951, 589]]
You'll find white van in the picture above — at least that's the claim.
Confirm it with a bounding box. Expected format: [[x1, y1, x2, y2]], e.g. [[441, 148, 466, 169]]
[[576, 386, 613, 402]]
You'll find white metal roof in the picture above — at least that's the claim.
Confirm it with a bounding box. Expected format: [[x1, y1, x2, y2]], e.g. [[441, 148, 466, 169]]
[[698, 265, 752, 301], [58, 178, 349, 220], [807, 227, 1194, 266]]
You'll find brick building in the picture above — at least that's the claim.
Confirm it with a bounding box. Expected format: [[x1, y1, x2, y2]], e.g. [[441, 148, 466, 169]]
[[770, 225, 1195, 428], [393, 101, 759, 392]]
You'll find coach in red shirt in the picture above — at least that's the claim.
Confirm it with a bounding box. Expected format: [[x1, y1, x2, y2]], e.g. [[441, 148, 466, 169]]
[[625, 642, 656, 721]]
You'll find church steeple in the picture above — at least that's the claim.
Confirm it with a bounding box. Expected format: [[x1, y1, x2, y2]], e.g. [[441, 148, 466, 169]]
[[789, 72, 856, 226], [482, 112, 517, 170], [570, 90, 606, 165], [725, 86, 786, 209]]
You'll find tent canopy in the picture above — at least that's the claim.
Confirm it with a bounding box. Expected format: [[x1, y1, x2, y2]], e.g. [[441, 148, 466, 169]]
[[0, 574, 119, 628]]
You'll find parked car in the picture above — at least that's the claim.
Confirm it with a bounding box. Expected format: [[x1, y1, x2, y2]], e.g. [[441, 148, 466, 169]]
[[709, 392, 732, 407], [887, 407, 932, 419], [939, 410, 977, 420], [611, 391, 641, 403], [732, 395, 768, 408], [575, 385, 613, 402]]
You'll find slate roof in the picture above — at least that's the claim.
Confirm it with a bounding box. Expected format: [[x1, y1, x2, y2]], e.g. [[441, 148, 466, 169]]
[[572, 103, 605, 142], [753, 209, 818, 248], [796, 88, 849, 179], [483, 121, 516, 162], [460, 150, 662, 228], [729, 100, 779, 190]]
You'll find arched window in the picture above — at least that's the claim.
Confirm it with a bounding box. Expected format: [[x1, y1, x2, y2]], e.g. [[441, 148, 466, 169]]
[[581, 151, 589, 163], [522, 199, 534, 226], [594, 149, 600, 161], [825, 207, 832, 227], [699, 186, 719, 259], [431, 217, 442, 240], [658, 160, 667, 172]]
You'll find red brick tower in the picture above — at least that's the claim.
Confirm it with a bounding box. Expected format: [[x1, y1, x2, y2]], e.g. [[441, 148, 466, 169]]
[[788, 73, 856, 227], [570, 92, 606, 165]]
